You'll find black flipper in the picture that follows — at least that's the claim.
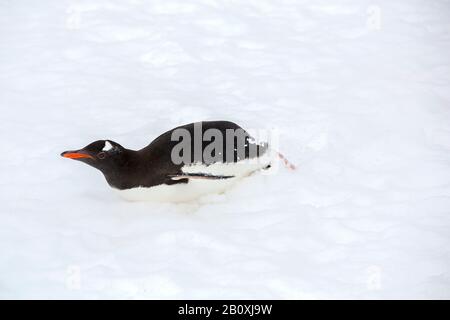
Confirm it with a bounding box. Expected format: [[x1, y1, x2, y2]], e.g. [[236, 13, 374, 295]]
[[165, 177, 189, 185], [168, 173, 235, 180]]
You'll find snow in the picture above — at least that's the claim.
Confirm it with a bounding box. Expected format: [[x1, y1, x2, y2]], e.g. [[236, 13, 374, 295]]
[[1, 0, 450, 299]]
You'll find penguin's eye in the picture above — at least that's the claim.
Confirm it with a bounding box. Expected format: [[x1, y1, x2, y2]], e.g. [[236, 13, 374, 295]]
[[98, 152, 106, 159]]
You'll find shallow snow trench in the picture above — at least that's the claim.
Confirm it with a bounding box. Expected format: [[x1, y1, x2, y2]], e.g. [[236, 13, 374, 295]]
[[0, 0, 449, 299]]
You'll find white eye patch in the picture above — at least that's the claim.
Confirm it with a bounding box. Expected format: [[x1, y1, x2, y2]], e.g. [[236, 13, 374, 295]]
[[102, 141, 113, 152]]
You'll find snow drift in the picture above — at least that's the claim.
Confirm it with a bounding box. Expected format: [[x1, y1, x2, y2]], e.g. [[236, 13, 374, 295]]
[[0, 0, 449, 298]]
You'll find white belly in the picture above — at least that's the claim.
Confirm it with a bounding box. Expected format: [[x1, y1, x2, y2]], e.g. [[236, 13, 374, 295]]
[[112, 154, 272, 202], [112, 177, 240, 202]]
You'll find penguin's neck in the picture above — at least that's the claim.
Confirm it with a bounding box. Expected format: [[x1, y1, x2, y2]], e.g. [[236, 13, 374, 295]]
[[101, 149, 147, 190]]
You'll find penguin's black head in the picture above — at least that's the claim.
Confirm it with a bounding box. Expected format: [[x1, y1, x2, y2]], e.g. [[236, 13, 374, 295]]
[[61, 140, 126, 171]]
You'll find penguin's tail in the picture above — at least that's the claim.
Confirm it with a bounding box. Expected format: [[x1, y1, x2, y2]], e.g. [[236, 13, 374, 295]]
[[277, 152, 296, 170]]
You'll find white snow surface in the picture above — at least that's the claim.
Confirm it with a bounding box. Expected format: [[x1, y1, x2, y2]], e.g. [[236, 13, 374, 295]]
[[1, 0, 450, 299]]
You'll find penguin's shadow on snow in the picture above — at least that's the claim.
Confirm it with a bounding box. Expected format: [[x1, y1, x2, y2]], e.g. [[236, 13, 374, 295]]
[[84, 190, 222, 215]]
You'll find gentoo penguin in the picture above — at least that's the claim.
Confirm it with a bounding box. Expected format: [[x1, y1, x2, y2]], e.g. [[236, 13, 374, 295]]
[[61, 121, 294, 202]]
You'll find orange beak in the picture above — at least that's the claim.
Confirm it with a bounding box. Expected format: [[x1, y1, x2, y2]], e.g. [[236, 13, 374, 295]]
[[61, 150, 94, 160]]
